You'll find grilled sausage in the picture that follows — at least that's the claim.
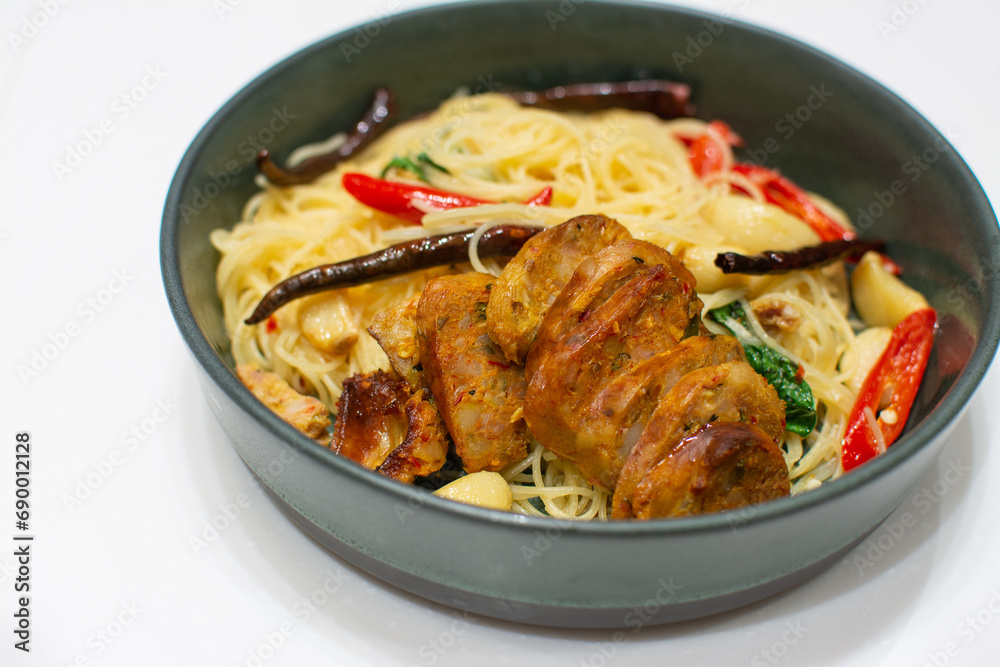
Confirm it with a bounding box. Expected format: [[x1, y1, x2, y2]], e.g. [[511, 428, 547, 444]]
[[524, 238, 702, 383], [630, 421, 790, 519], [526, 335, 745, 490], [612, 361, 786, 518], [417, 272, 530, 472], [486, 214, 632, 364]]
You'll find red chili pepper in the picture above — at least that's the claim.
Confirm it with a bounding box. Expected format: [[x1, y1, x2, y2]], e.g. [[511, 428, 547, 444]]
[[731, 163, 856, 243], [685, 121, 743, 178], [681, 128, 900, 273], [522, 185, 554, 207], [342, 173, 552, 225], [689, 135, 722, 179], [677, 120, 742, 148], [841, 307, 937, 472], [730, 163, 902, 274]]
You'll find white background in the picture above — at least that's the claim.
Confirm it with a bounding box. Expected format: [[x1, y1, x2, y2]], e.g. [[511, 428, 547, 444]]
[[2, 0, 999, 665]]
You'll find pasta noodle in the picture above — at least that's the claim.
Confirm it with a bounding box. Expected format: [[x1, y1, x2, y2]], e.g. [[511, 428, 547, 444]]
[[212, 92, 874, 519]]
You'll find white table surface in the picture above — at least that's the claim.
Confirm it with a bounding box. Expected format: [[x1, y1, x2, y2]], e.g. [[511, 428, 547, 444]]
[[2, 0, 998, 665]]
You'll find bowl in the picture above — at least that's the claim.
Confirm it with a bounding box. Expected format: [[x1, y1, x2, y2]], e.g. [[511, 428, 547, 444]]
[[161, 0, 1000, 627]]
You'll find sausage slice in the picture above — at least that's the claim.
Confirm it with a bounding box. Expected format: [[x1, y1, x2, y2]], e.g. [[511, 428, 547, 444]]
[[527, 330, 742, 489], [525, 238, 702, 382], [417, 272, 530, 472], [486, 214, 632, 364], [612, 361, 786, 518], [630, 421, 790, 519]]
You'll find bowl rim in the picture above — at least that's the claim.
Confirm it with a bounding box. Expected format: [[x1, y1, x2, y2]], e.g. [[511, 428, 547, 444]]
[[160, 0, 1000, 538]]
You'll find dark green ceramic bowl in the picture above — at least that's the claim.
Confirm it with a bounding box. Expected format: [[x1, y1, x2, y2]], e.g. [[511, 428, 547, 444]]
[[161, 0, 999, 627]]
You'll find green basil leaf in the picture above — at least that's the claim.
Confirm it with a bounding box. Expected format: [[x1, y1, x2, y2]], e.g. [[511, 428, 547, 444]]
[[743, 344, 817, 436], [708, 301, 817, 437], [381, 153, 451, 182], [381, 155, 428, 181], [417, 152, 450, 174]]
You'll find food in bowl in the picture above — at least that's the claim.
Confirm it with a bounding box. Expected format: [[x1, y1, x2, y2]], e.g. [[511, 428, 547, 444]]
[[210, 83, 936, 521]]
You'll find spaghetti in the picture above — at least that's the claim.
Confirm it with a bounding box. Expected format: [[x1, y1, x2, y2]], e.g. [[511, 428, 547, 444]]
[[212, 91, 905, 518]]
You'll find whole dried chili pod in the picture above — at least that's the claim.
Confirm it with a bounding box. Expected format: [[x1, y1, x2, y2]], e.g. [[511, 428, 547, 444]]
[[715, 238, 886, 275], [245, 224, 541, 324], [258, 81, 692, 186], [507, 79, 696, 119], [257, 87, 396, 187]]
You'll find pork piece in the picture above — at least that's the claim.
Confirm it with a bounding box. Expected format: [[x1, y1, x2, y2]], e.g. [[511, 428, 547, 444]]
[[331, 370, 408, 468], [751, 297, 801, 334], [368, 293, 426, 390], [612, 360, 786, 518], [630, 421, 790, 519], [416, 272, 530, 472], [486, 214, 632, 364], [524, 238, 702, 382], [236, 363, 331, 443], [526, 335, 745, 490], [330, 370, 448, 483]]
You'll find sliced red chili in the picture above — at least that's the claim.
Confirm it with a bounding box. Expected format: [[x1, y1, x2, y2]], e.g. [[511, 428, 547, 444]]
[[677, 120, 742, 147], [841, 308, 937, 471], [731, 163, 903, 274], [342, 173, 551, 225], [523, 185, 554, 207], [731, 163, 856, 242], [681, 130, 900, 274], [685, 120, 742, 178], [689, 134, 722, 178]]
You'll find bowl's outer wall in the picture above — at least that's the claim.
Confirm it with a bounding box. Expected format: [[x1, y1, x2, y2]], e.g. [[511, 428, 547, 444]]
[[196, 361, 959, 625], [163, 0, 1000, 624]]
